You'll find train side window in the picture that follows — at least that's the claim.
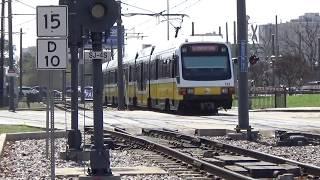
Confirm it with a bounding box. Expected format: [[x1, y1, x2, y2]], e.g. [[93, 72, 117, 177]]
[[155, 59, 159, 80], [140, 63, 144, 90], [159, 59, 163, 78], [136, 64, 140, 89], [164, 59, 170, 78], [143, 62, 148, 89], [129, 66, 132, 82]]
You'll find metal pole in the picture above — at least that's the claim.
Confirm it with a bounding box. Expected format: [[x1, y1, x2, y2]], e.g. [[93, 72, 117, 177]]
[[237, 0, 249, 130], [70, 46, 79, 131], [275, 15, 279, 60], [167, 0, 169, 40], [0, 0, 5, 107], [19, 28, 22, 96], [226, 22, 229, 43], [271, 34, 275, 56], [46, 73, 49, 159], [8, 0, 14, 112], [191, 22, 194, 36], [62, 70, 65, 101], [90, 32, 111, 175], [233, 21, 237, 46], [66, 0, 81, 151], [80, 47, 85, 104], [49, 71, 55, 180], [271, 34, 275, 87], [219, 26, 222, 36], [117, 1, 125, 110], [69, 44, 81, 150]]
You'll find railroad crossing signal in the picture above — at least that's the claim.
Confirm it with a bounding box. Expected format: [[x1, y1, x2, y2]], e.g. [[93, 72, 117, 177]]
[[37, 38, 67, 69], [37, 6, 68, 37]]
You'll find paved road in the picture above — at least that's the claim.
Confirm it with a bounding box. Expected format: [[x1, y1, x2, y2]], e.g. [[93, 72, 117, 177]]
[[0, 108, 320, 135]]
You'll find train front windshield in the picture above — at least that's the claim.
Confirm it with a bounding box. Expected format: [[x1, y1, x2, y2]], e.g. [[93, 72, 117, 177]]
[[181, 43, 231, 81]]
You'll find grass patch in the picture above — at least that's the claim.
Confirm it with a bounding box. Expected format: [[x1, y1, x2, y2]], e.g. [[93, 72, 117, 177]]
[[287, 94, 320, 107], [0, 124, 43, 134], [233, 94, 320, 109]]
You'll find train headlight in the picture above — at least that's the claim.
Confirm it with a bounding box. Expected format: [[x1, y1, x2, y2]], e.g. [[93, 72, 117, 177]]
[[221, 88, 229, 94]]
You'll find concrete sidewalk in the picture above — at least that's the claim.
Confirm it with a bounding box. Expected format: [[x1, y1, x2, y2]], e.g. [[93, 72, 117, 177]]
[[250, 107, 320, 112]]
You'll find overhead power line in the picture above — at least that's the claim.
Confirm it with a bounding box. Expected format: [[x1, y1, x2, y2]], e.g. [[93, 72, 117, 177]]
[[14, 0, 35, 9]]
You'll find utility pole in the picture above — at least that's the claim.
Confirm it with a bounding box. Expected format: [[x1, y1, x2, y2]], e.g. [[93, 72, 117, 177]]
[[271, 34, 275, 87], [233, 21, 237, 46], [117, 1, 125, 110], [226, 22, 229, 43], [275, 15, 279, 60], [237, 0, 250, 134], [191, 22, 195, 36], [8, 0, 15, 112], [167, 0, 169, 40], [19, 28, 22, 96], [0, 0, 5, 107]]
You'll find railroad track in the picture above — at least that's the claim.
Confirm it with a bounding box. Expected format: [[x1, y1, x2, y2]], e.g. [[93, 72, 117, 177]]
[[84, 127, 320, 179], [54, 101, 92, 111]]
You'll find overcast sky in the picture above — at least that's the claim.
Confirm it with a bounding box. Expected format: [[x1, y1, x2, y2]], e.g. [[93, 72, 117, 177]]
[[8, 0, 320, 57]]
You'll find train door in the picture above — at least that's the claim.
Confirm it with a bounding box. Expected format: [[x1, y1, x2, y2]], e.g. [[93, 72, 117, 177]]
[[171, 56, 177, 109], [142, 62, 148, 105], [155, 59, 159, 106]]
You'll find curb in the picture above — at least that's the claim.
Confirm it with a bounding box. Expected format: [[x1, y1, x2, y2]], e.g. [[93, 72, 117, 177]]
[[250, 109, 320, 113], [0, 134, 6, 157], [0, 130, 67, 159]]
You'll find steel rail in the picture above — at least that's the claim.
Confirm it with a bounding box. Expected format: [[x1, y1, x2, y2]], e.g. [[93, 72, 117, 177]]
[[105, 129, 255, 180], [143, 128, 320, 176]]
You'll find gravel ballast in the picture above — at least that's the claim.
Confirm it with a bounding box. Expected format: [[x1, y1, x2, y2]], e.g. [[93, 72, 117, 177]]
[[0, 138, 181, 179], [209, 136, 320, 166]]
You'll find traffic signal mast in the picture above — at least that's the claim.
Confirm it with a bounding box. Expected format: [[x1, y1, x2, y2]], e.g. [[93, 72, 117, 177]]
[[80, 0, 119, 177], [59, 0, 119, 178]]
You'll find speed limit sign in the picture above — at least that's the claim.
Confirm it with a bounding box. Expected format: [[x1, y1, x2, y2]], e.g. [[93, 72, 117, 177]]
[[37, 38, 67, 70], [37, 6, 68, 37]]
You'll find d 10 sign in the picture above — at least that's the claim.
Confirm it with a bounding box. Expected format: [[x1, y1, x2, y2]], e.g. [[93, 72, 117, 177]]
[[37, 38, 67, 70]]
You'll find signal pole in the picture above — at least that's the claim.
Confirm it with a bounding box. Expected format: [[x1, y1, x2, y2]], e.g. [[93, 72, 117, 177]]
[[0, 0, 4, 107], [117, 1, 125, 110], [59, 0, 82, 155], [236, 0, 250, 135], [8, 0, 15, 112]]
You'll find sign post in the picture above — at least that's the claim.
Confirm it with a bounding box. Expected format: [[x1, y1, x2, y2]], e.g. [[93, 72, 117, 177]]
[[36, 5, 68, 180]]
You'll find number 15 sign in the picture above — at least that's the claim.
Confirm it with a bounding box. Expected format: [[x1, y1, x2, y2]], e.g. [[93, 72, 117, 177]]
[[37, 6, 68, 37]]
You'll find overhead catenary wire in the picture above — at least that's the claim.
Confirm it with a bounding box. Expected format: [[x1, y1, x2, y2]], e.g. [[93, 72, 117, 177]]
[[14, 0, 35, 9], [122, 0, 189, 35]]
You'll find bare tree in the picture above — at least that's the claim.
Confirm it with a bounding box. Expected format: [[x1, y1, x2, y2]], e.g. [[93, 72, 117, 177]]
[[274, 54, 309, 88], [281, 18, 320, 69]]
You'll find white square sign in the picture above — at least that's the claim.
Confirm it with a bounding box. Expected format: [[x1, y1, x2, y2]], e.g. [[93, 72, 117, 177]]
[[37, 38, 67, 70], [37, 6, 68, 37]]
